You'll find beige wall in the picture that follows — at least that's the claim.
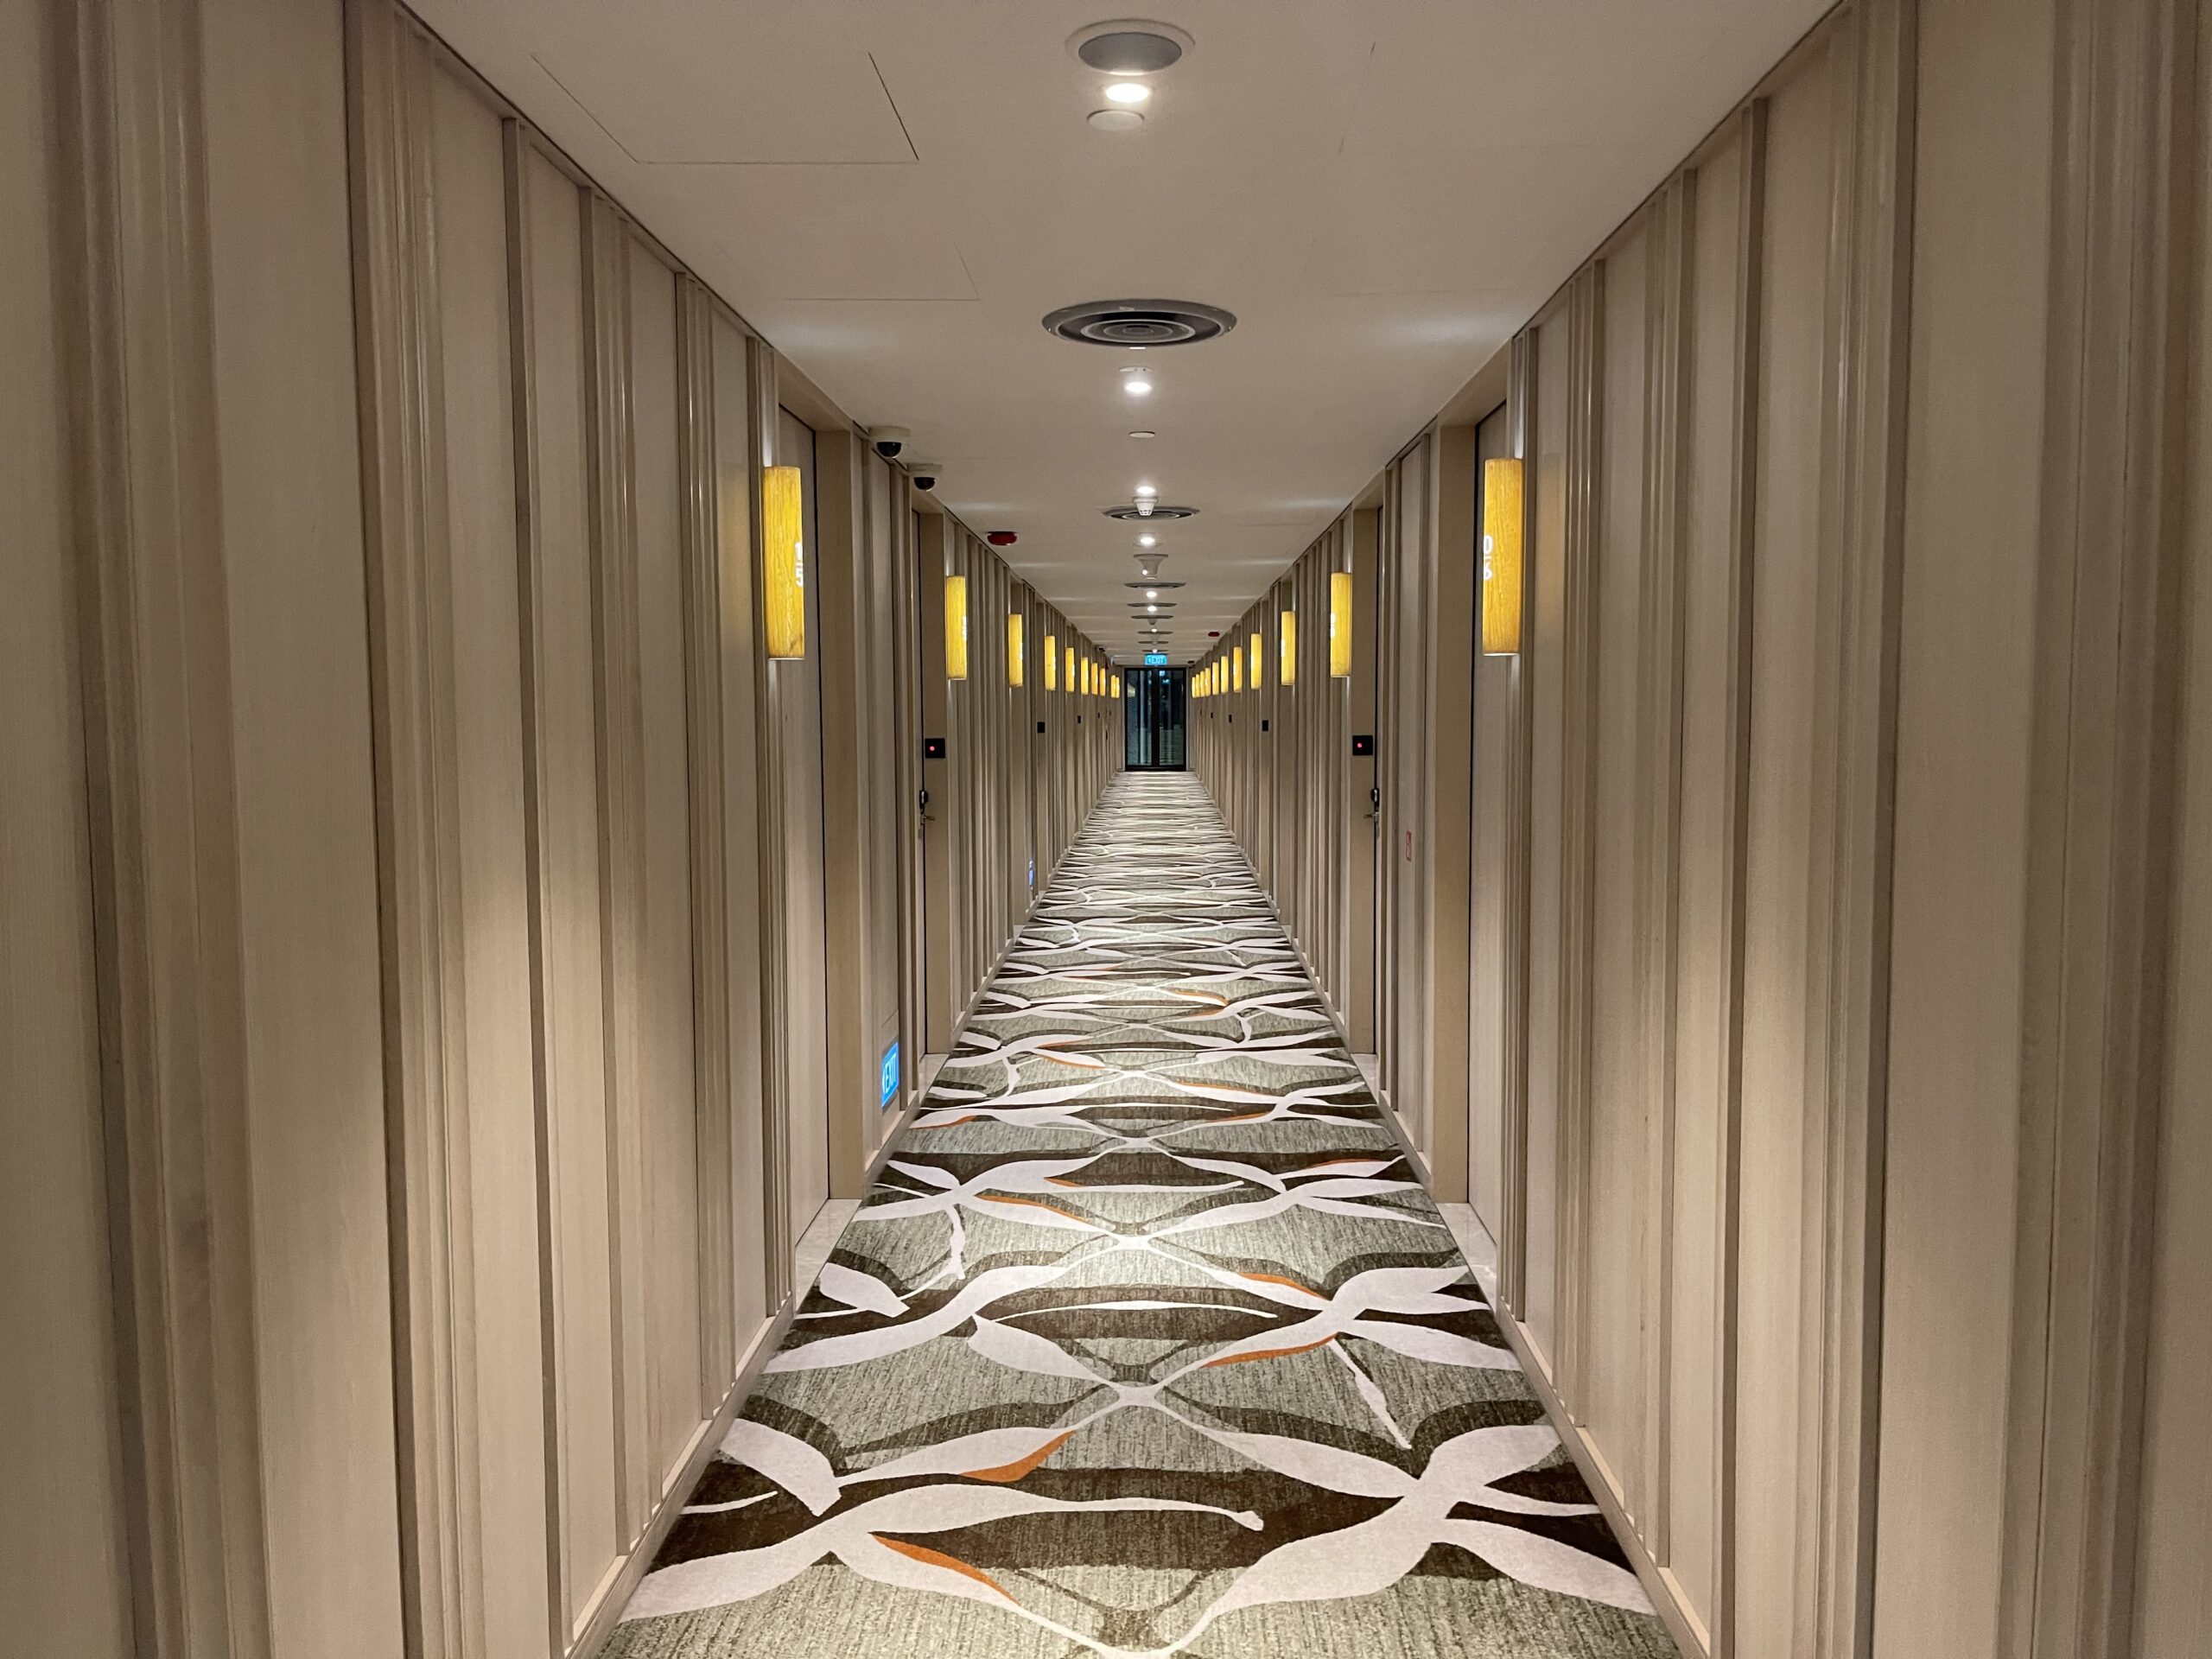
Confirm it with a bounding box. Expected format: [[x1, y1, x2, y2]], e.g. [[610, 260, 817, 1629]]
[[1198, 4, 2209, 1659], [6, 2, 1087, 1656]]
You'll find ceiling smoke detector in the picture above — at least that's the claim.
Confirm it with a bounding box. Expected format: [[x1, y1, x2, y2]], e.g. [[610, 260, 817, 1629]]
[[1068, 19, 1193, 75], [1104, 503, 1196, 520], [1044, 298, 1236, 349]]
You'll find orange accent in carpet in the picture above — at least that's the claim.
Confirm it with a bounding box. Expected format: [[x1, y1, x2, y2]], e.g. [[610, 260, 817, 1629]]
[[872, 1536, 1007, 1596], [961, 1431, 1075, 1483]]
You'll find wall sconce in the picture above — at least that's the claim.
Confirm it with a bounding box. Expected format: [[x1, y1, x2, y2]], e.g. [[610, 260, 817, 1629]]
[[1045, 632, 1058, 690], [944, 575, 969, 680], [1330, 570, 1353, 678], [1248, 630, 1262, 690], [1007, 613, 1025, 686], [1483, 456, 1524, 656], [1232, 650, 1243, 692], [1279, 609, 1297, 687], [1112, 673, 1122, 699], [1065, 646, 1075, 695], [763, 463, 806, 658]]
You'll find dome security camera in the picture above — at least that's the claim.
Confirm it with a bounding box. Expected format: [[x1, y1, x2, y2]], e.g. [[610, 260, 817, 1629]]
[[868, 424, 911, 460], [909, 463, 941, 493]]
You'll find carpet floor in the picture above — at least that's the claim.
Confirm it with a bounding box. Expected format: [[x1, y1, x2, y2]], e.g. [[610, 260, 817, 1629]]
[[607, 772, 1676, 1658]]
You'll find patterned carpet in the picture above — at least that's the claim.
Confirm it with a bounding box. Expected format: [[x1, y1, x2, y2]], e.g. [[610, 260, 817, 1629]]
[[608, 773, 1675, 1657]]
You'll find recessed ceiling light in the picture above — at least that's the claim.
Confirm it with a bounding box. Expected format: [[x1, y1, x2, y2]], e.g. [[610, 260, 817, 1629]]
[[1103, 80, 1151, 105], [1123, 374, 1153, 396], [1139, 534, 1157, 546], [1147, 589, 1159, 598], [1087, 107, 1144, 133], [1135, 483, 1157, 496]]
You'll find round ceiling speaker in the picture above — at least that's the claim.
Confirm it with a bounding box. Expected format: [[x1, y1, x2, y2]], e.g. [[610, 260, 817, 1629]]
[[1042, 298, 1236, 349], [1068, 19, 1193, 75], [1103, 503, 1196, 520], [1123, 580, 1185, 589]]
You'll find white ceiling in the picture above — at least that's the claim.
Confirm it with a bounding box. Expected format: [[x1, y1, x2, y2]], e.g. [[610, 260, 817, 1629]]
[[413, 0, 1828, 661]]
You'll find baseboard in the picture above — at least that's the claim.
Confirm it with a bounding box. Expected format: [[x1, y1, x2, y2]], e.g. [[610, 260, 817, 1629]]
[[1492, 1310, 1711, 1659], [569, 1269, 809, 1658]]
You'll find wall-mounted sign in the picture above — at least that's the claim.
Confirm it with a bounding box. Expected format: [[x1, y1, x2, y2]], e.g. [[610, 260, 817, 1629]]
[[880, 1041, 900, 1108], [1143, 652, 1168, 665]]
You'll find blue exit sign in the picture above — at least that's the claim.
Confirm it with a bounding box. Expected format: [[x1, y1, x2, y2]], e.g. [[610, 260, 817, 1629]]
[[1143, 652, 1168, 665], [880, 1041, 900, 1108]]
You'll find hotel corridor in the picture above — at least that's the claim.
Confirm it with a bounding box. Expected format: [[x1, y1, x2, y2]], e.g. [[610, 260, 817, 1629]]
[[610, 775, 1669, 1656]]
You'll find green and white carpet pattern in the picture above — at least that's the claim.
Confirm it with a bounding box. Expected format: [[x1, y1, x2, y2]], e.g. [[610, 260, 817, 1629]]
[[609, 772, 1675, 1657]]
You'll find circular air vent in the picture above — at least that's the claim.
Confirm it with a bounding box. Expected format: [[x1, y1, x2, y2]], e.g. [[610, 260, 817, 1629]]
[[1044, 299, 1236, 348], [1069, 21, 1193, 74], [1104, 503, 1198, 520]]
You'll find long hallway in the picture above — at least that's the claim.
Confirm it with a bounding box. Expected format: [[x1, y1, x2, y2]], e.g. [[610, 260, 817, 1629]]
[[612, 775, 1668, 1656]]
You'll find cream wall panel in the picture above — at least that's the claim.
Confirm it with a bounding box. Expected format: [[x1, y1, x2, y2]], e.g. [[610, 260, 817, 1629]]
[[1732, 41, 1835, 1652], [445, 100, 559, 1659], [2136, 298, 2212, 1653], [1662, 124, 1750, 1634], [0, 6, 133, 1647], [2128, 14, 2212, 1644], [520, 148, 624, 1624], [1522, 308, 1573, 1371], [428, 62, 556, 1658], [202, 0, 410, 1649], [1870, 0, 2054, 1649], [775, 406, 831, 1240], [628, 243, 706, 1492], [1585, 221, 1653, 1503], [710, 313, 772, 1352]]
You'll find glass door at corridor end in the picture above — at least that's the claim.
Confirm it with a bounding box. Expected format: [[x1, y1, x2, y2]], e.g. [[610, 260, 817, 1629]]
[[1125, 665, 1186, 769]]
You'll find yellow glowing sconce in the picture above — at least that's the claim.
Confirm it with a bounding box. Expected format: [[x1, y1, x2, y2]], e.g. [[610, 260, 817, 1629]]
[[1330, 571, 1353, 678], [1007, 613, 1025, 686], [1044, 633, 1057, 690], [1112, 673, 1122, 699], [1279, 609, 1297, 687], [944, 575, 969, 681], [1065, 646, 1075, 694], [1232, 650, 1243, 693], [1249, 631, 1262, 690], [1482, 456, 1525, 656], [763, 464, 806, 658]]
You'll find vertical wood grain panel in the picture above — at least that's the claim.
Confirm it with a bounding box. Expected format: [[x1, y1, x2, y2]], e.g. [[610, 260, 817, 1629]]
[[774, 406, 830, 1242], [1868, 0, 2050, 1649], [711, 311, 772, 1347], [425, 60, 554, 1659], [207, 0, 412, 1626], [1666, 119, 1754, 1643], [1522, 308, 1574, 1373], [2131, 33, 2212, 1645], [50, 0, 278, 1643], [0, 7, 134, 1646], [512, 141, 621, 1631], [626, 240, 703, 1497], [1734, 45, 1837, 1655], [1586, 223, 1653, 1510]]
